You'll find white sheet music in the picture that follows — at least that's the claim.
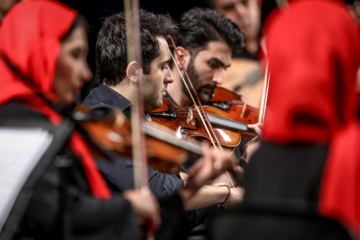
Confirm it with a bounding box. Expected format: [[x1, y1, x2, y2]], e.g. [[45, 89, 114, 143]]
[[0, 128, 53, 233]]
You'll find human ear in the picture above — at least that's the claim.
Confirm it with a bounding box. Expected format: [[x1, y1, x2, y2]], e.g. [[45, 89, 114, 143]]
[[174, 47, 191, 70], [125, 61, 139, 82]]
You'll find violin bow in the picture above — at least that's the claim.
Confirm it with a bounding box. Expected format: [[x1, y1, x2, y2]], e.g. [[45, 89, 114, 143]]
[[258, 36, 270, 124], [168, 36, 235, 187], [124, 0, 149, 190], [258, 60, 270, 123]]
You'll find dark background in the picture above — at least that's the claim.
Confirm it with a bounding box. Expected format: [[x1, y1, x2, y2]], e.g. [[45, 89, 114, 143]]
[[58, 0, 278, 97]]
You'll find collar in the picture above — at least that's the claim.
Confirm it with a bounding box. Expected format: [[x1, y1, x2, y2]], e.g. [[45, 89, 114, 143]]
[[83, 84, 132, 111], [84, 84, 152, 121]]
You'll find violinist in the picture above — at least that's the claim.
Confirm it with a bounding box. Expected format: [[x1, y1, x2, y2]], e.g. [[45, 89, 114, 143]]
[[82, 9, 241, 235], [166, 7, 245, 108], [0, 1, 159, 239], [207, 0, 261, 60], [242, 0, 360, 237], [207, 0, 264, 109], [0, 1, 237, 239], [165, 7, 252, 178]]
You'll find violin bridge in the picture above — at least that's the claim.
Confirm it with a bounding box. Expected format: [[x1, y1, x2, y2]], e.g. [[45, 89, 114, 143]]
[[186, 107, 193, 124]]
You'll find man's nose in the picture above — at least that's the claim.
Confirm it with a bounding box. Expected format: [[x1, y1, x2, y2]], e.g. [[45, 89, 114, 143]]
[[164, 68, 174, 84], [212, 69, 224, 85]]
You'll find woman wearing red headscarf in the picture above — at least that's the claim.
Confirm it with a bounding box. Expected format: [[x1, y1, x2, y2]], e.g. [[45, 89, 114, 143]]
[[243, 0, 360, 236], [0, 2, 240, 239], [0, 1, 162, 239]]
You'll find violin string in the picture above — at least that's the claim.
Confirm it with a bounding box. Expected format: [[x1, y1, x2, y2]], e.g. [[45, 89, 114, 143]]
[[145, 124, 203, 156], [168, 48, 219, 151], [175, 109, 248, 131], [167, 35, 226, 153], [207, 113, 248, 131], [168, 44, 236, 188]]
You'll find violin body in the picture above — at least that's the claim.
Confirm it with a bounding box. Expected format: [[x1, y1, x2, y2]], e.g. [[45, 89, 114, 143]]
[[150, 99, 241, 148], [74, 106, 198, 174], [209, 86, 259, 124]]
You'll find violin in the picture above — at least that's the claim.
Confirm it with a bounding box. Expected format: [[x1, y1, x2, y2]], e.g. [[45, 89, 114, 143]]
[[207, 86, 259, 139], [73, 105, 202, 174], [149, 98, 249, 149], [208, 86, 259, 124]]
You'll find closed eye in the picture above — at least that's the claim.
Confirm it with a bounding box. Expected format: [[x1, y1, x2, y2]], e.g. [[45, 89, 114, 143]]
[[71, 48, 81, 59]]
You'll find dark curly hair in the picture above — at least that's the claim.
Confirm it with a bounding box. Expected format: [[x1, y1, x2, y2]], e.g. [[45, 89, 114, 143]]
[[177, 7, 245, 56], [96, 10, 178, 85]]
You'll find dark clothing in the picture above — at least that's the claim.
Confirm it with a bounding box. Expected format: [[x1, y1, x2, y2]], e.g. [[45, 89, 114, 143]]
[[83, 84, 184, 199], [94, 158, 184, 199], [82, 84, 132, 113], [244, 142, 329, 205], [246, 0, 360, 234], [83, 84, 216, 231], [0, 101, 141, 240]]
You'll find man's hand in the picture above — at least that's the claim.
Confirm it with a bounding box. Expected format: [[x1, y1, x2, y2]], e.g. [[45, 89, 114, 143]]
[[210, 165, 243, 187], [179, 142, 237, 202], [241, 122, 263, 163], [248, 122, 263, 136]]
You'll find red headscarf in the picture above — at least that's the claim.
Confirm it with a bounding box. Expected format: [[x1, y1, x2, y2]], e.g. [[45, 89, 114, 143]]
[[0, 0, 111, 199], [261, 0, 360, 143], [260, 0, 360, 236]]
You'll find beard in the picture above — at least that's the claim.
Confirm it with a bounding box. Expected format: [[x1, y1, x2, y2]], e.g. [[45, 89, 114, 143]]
[[142, 73, 163, 112], [182, 56, 216, 104]]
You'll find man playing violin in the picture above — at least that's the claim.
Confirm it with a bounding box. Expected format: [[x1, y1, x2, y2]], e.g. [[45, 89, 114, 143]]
[[83, 9, 243, 236], [0, 1, 240, 239], [166, 7, 245, 108], [164, 7, 255, 178]]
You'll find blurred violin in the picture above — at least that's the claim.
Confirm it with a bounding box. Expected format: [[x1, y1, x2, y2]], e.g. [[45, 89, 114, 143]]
[[150, 98, 258, 148], [207, 86, 259, 139], [72, 105, 202, 174]]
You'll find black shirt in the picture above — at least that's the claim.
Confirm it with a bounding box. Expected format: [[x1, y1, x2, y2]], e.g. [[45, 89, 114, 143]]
[[83, 84, 131, 112], [0, 101, 141, 240], [83, 84, 215, 232], [83, 84, 184, 199]]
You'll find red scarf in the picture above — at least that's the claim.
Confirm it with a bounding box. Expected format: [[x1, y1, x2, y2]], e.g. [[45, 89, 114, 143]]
[[319, 122, 360, 236], [261, 0, 360, 236], [0, 0, 111, 199], [262, 0, 359, 143]]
